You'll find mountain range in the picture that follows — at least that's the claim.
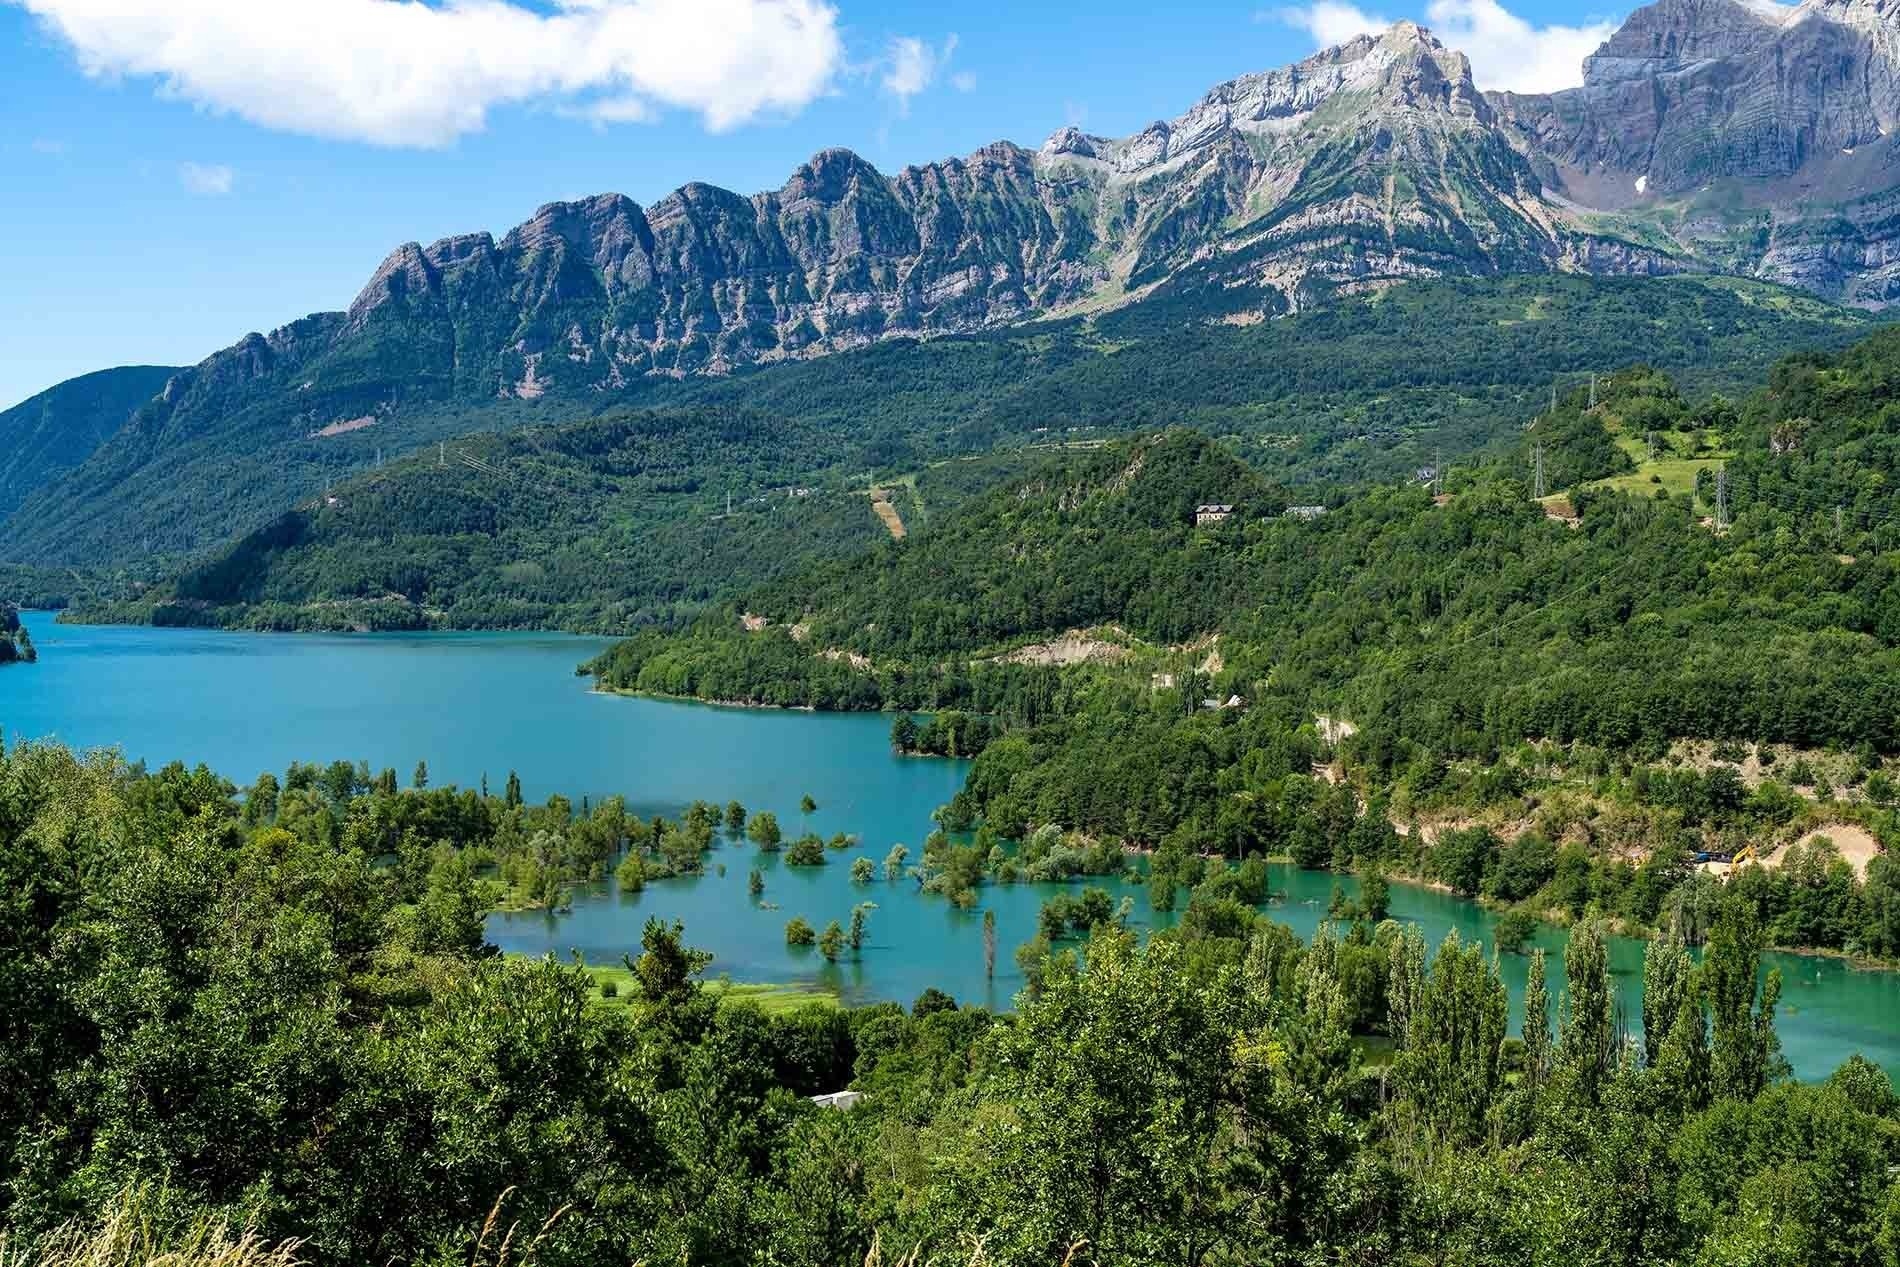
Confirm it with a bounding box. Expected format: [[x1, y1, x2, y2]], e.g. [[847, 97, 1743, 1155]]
[[2, 0, 1896, 572]]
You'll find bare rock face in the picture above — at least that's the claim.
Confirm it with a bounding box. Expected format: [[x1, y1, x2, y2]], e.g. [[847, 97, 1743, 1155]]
[[1487, 0, 1900, 302], [155, 4, 1900, 417]]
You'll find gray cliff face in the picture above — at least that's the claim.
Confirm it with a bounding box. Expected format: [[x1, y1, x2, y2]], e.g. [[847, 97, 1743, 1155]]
[[323, 22, 1622, 398], [123, 4, 1900, 420], [1490, 0, 1900, 303]]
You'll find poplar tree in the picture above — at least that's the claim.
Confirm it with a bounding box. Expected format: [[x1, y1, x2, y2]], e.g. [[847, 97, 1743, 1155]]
[[1557, 919, 1618, 1099], [1641, 917, 1693, 1068], [1521, 947, 1552, 1088], [1706, 900, 1786, 1099]]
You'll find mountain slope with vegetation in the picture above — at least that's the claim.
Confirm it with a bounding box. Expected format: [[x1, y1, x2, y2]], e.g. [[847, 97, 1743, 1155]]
[[44, 276, 1880, 631], [0, 365, 178, 521], [70, 408, 934, 632]]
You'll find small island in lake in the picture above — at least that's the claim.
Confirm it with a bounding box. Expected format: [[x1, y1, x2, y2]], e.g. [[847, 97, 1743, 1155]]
[[0, 605, 36, 664]]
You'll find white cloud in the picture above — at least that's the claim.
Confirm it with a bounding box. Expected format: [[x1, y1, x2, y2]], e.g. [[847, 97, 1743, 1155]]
[[10, 0, 845, 147], [31, 137, 68, 154], [1422, 0, 1617, 93], [880, 33, 958, 113], [950, 70, 977, 93], [1276, 1, 1390, 47], [1274, 0, 1619, 93], [178, 161, 234, 195]]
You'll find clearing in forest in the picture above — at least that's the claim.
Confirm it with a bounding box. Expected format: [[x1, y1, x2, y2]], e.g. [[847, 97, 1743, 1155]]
[[870, 490, 906, 539]]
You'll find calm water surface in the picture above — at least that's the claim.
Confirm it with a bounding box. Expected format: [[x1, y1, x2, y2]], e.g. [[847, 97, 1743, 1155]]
[[9, 613, 1897, 1079]]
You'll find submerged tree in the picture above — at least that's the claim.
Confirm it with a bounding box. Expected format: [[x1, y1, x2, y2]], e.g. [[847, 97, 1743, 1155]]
[[747, 811, 783, 850], [848, 902, 875, 952], [983, 908, 997, 979]]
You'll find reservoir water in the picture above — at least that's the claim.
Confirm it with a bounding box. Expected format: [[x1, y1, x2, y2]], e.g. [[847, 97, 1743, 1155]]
[[7, 612, 1897, 1079]]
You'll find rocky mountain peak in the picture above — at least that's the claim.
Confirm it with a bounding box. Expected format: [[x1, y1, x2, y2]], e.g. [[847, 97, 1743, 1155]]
[[1581, 0, 1790, 87], [781, 148, 886, 204], [1048, 21, 1487, 180], [346, 241, 438, 323], [1039, 125, 1103, 158]]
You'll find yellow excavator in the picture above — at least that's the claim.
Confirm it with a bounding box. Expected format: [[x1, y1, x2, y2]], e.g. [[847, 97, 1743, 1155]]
[[1731, 843, 1759, 867]]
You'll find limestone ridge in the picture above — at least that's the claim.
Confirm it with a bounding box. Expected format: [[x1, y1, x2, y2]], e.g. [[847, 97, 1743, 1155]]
[[1493, 0, 1900, 303], [211, 11, 1889, 416]]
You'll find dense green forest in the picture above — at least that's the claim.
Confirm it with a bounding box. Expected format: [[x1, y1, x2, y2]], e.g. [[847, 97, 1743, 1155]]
[[3, 737, 1896, 1267], [589, 327, 1900, 961], [65, 409, 968, 632], [29, 276, 1876, 631]]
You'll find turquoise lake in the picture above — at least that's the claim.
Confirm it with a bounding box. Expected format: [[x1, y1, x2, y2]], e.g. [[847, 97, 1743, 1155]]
[[7, 611, 1898, 1079]]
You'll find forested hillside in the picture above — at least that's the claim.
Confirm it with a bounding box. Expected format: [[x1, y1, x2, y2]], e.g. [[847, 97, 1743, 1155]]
[[71, 409, 932, 631], [648, 274, 1874, 490], [0, 365, 178, 521], [1, 738, 1895, 1267], [592, 326, 1900, 963], [42, 277, 1880, 632]]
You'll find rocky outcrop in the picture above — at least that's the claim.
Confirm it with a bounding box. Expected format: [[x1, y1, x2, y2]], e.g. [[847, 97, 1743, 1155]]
[[1490, 0, 1900, 302], [200, 7, 1886, 406]]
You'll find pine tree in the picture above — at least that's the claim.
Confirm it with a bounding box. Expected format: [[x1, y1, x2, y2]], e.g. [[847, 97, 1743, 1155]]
[[413, 759, 428, 790], [983, 908, 997, 979]]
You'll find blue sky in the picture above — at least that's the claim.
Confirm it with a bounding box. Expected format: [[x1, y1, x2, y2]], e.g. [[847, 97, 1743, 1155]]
[[0, 0, 1625, 409]]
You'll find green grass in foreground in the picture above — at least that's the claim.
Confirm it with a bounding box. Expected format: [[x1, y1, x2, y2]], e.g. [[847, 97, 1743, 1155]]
[[553, 958, 842, 1014]]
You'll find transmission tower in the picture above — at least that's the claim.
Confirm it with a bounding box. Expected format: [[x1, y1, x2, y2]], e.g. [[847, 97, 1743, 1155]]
[[1588, 373, 1598, 409], [1533, 443, 1547, 499]]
